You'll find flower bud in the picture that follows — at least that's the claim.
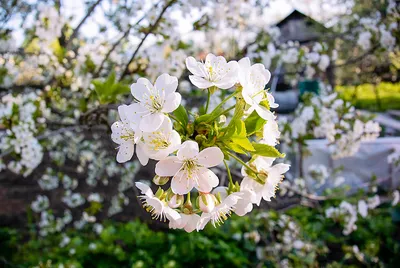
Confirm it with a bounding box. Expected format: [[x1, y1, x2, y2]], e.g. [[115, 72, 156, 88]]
[[168, 194, 184, 209], [199, 193, 216, 213], [153, 175, 170, 186]]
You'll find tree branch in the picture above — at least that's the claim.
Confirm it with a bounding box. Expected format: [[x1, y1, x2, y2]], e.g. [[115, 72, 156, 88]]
[[95, 0, 163, 77], [119, 0, 176, 81], [64, 0, 103, 48]]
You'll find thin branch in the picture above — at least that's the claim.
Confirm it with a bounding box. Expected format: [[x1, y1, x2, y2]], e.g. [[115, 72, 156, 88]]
[[65, 0, 103, 48], [334, 44, 380, 68], [95, 0, 163, 77], [119, 0, 176, 81]]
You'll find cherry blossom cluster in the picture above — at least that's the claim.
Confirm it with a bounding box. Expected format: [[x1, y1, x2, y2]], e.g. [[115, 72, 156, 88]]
[[0, 92, 49, 176], [111, 53, 289, 231], [281, 89, 381, 159], [325, 195, 381, 236]]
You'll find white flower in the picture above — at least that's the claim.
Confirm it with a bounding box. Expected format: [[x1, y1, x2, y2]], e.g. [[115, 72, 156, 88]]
[[130, 73, 181, 132], [241, 157, 290, 205], [155, 140, 223, 195], [392, 190, 399, 206], [262, 118, 280, 146], [111, 104, 147, 164], [169, 213, 201, 233], [367, 195, 380, 209], [380, 28, 396, 51], [357, 31, 372, 50], [238, 57, 276, 121], [141, 117, 181, 161], [358, 200, 368, 218], [213, 186, 256, 216], [135, 182, 180, 222], [31, 195, 49, 213], [186, 53, 238, 89], [197, 191, 242, 230], [318, 55, 330, 71]]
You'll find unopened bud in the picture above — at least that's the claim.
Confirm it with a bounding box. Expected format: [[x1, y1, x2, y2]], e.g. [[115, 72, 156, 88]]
[[155, 187, 164, 199], [168, 194, 184, 209], [153, 175, 170, 186], [199, 193, 216, 213]]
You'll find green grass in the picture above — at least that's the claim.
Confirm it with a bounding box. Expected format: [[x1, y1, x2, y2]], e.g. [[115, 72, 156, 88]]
[[336, 82, 400, 111]]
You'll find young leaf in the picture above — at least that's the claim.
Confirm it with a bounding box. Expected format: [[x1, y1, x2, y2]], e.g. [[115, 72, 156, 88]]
[[245, 110, 266, 136], [173, 105, 189, 127], [251, 143, 285, 158]]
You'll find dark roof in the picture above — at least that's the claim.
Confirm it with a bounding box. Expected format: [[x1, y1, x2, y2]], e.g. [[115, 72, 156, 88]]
[[276, 9, 326, 28], [275, 9, 328, 44]]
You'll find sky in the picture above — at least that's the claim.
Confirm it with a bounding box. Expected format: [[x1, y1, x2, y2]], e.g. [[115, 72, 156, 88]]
[[11, 0, 352, 47]]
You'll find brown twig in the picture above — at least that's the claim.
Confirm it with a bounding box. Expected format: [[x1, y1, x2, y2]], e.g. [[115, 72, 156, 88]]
[[65, 0, 103, 49], [119, 0, 176, 81]]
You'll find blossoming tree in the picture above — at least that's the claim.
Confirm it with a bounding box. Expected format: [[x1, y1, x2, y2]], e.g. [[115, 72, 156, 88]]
[[0, 0, 398, 236]]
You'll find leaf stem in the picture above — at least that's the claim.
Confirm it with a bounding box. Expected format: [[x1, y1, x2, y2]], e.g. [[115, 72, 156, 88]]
[[223, 160, 234, 186], [227, 151, 256, 174], [207, 105, 235, 123], [205, 88, 211, 114], [169, 114, 186, 130], [210, 91, 237, 114]]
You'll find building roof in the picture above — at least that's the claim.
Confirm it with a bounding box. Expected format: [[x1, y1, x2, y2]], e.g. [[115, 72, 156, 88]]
[[276, 9, 328, 44]]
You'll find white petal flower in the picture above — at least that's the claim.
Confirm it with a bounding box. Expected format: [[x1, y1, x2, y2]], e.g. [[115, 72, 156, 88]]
[[262, 117, 280, 146], [169, 213, 201, 233], [186, 53, 239, 89], [237, 57, 275, 120], [155, 141, 224, 195], [241, 157, 290, 203], [213, 186, 256, 217], [111, 104, 147, 165], [135, 182, 180, 222], [197, 192, 242, 230], [130, 73, 181, 132], [141, 117, 181, 160], [357, 200, 368, 218], [393, 190, 399, 206]]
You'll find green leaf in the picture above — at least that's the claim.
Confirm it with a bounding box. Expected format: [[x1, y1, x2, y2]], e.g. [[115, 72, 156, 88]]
[[244, 110, 266, 136], [173, 105, 189, 127], [221, 119, 255, 154], [92, 71, 130, 104], [251, 143, 284, 158], [195, 105, 224, 125]]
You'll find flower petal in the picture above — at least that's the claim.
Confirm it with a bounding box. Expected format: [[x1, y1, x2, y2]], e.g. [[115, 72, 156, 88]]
[[238, 57, 251, 85], [111, 121, 125, 144], [164, 207, 181, 221], [196, 147, 224, 167], [139, 112, 164, 132], [155, 73, 178, 95], [177, 140, 199, 160], [116, 141, 134, 163], [155, 156, 182, 176], [183, 214, 200, 233], [131, 80, 151, 102], [162, 92, 181, 113], [195, 168, 219, 193], [136, 143, 149, 166], [171, 170, 195, 195], [189, 75, 213, 89], [197, 214, 211, 231], [254, 104, 275, 121], [267, 93, 279, 108], [135, 182, 153, 197], [270, 163, 290, 176], [186, 57, 205, 77]]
